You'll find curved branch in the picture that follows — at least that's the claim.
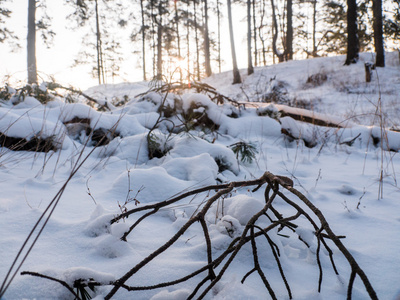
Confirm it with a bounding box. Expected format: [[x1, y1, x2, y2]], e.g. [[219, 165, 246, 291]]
[[21, 271, 81, 300]]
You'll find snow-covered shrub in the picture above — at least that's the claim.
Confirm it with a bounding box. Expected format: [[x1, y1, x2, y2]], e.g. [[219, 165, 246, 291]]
[[147, 132, 172, 159], [3, 83, 59, 105], [181, 94, 220, 132], [261, 79, 290, 104], [256, 103, 281, 120], [305, 72, 328, 87]]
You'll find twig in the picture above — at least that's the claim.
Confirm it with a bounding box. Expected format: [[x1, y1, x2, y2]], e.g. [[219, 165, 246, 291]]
[[21, 271, 81, 300]]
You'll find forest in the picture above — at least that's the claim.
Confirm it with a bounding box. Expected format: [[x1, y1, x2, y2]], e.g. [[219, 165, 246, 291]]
[[0, 0, 399, 87], [0, 1, 400, 300]]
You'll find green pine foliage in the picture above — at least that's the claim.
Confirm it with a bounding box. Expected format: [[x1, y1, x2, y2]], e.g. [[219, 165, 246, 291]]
[[229, 141, 258, 164]]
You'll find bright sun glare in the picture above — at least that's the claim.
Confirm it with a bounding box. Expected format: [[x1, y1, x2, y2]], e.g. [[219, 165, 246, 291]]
[[165, 57, 191, 83]]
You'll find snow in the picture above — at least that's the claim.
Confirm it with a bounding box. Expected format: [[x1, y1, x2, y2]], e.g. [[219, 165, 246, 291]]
[[1, 53, 400, 299]]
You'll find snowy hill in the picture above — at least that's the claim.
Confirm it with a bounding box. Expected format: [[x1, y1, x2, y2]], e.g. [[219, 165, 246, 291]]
[[0, 53, 399, 300]]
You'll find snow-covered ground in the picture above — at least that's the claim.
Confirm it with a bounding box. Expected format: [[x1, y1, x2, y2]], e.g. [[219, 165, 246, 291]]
[[0, 53, 399, 300]]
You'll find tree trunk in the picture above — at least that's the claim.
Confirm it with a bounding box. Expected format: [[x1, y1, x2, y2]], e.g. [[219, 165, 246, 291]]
[[344, 0, 359, 65], [227, 0, 241, 84], [270, 0, 284, 62], [259, 0, 267, 65], [174, 0, 182, 80], [252, 0, 258, 67], [95, 0, 105, 84], [140, 0, 146, 81], [27, 0, 37, 84], [156, 1, 163, 80], [372, 0, 385, 67], [150, 2, 156, 78], [194, 0, 200, 81], [186, 0, 191, 81], [247, 0, 254, 75], [203, 0, 212, 77], [285, 0, 293, 60], [216, 0, 222, 73], [312, 0, 317, 56]]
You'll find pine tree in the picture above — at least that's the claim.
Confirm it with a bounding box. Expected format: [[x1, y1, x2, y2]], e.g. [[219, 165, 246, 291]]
[[372, 0, 385, 67], [345, 0, 359, 65], [0, 0, 16, 43], [383, 0, 400, 43], [67, 0, 125, 84], [285, 0, 293, 60]]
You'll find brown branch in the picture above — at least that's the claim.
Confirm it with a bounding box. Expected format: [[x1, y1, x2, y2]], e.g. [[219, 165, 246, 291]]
[[52, 84, 112, 111], [99, 171, 377, 300], [196, 186, 277, 299], [120, 208, 159, 241], [250, 226, 277, 300], [111, 175, 271, 226], [136, 81, 243, 108], [254, 224, 293, 299], [347, 270, 357, 300], [21, 271, 81, 299], [104, 185, 235, 300], [284, 184, 378, 300]]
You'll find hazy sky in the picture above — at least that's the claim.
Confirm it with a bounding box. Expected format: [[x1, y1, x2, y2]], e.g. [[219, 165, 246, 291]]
[[0, 1, 248, 90]]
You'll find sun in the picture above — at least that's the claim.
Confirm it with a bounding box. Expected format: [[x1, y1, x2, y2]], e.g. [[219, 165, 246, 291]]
[[166, 57, 190, 83]]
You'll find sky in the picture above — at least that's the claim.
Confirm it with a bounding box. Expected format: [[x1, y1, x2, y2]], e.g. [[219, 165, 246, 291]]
[[0, 1, 248, 90]]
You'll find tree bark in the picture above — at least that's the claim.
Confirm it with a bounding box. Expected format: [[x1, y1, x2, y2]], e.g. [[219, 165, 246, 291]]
[[216, 0, 222, 73], [252, 0, 258, 67], [372, 0, 385, 67], [270, 0, 284, 62], [312, 0, 317, 56], [203, 0, 212, 77], [186, 0, 191, 81], [94, 0, 105, 84], [27, 0, 37, 84], [259, 0, 267, 65], [344, 0, 359, 65], [285, 0, 293, 60], [247, 0, 254, 75], [150, 2, 156, 78], [174, 0, 182, 80], [156, 1, 163, 80], [194, 0, 200, 81], [227, 0, 241, 84], [140, 0, 147, 81]]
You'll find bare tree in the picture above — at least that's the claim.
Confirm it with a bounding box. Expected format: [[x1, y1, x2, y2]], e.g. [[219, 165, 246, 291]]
[[156, 0, 163, 80], [227, 0, 241, 84], [27, 0, 37, 84], [247, 0, 254, 75], [270, 0, 284, 62], [252, 0, 258, 66], [203, 0, 212, 77], [216, 0, 222, 73], [140, 0, 147, 80]]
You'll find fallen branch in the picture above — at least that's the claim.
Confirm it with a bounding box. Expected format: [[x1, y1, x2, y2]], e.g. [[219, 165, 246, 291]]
[[20, 171, 378, 300], [136, 80, 243, 108], [49, 83, 113, 111], [104, 171, 377, 299], [21, 271, 81, 300]]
